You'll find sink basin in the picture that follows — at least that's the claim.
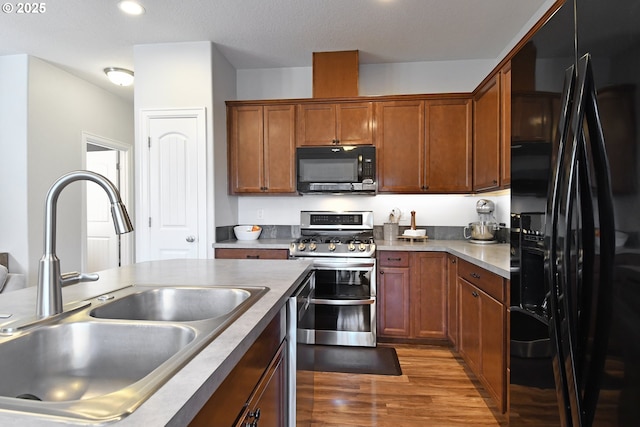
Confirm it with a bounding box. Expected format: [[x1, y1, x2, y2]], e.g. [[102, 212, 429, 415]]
[[0, 284, 268, 422], [0, 322, 194, 402], [90, 286, 262, 321]]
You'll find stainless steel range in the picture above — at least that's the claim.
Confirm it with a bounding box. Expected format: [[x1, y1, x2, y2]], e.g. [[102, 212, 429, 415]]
[[290, 211, 376, 347]]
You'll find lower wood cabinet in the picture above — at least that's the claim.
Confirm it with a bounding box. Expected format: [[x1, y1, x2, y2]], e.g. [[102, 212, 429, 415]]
[[377, 251, 447, 340], [446, 254, 459, 348], [215, 248, 289, 260], [456, 258, 507, 413], [189, 309, 286, 426]]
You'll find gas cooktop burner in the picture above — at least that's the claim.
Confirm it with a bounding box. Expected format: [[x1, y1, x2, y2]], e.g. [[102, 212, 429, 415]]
[[291, 211, 376, 258]]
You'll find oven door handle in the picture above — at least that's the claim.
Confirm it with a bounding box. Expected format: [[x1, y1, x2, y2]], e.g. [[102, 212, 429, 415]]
[[309, 297, 375, 306], [311, 262, 375, 269]]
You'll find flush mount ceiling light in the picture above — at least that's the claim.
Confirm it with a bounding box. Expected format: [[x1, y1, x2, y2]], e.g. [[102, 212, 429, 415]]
[[104, 67, 135, 86], [118, 0, 145, 15]]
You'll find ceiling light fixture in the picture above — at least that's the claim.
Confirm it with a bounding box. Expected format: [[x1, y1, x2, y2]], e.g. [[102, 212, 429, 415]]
[[104, 67, 135, 86], [118, 0, 145, 15]]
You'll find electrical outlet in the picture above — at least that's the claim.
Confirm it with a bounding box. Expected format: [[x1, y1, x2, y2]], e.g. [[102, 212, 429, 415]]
[[256, 209, 264, 220]]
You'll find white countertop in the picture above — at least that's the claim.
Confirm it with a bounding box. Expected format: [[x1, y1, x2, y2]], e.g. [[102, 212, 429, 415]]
[[0, 259, 313, 426], [214, 239, 511, 279]]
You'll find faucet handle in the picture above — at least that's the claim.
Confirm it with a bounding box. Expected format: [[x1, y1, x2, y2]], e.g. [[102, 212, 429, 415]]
[[61, 271, 100, 287]]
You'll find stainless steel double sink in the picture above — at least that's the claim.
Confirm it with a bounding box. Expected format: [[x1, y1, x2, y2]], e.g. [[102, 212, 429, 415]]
[[0, 285, 268, 423]]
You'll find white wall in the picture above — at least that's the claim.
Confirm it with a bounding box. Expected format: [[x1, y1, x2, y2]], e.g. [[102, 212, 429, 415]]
[[0, 55, 29, 275], [0, 55, 134, 283], [134, 41, 238, 258], [211, 46, 239, 229], [237, 192, 510, 228]]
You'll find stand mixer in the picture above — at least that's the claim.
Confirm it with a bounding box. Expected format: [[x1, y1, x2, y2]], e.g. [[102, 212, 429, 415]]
[[464, 199, 499, 244]]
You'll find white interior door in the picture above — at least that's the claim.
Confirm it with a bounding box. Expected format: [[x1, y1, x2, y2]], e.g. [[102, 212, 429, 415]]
[[86, 149, 120, 272], [146, 115, 202, 260]]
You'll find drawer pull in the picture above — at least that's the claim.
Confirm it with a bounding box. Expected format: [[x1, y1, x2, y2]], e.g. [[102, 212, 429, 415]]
[[470, 272, 481, 279], [246, 255, 260, 259], [472, 291, 479, 298], [387, 257, 402, 261]]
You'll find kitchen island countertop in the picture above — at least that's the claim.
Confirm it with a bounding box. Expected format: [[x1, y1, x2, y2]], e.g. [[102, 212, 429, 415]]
[[0, 258, 313, 426], [214, 239, 510, 279]]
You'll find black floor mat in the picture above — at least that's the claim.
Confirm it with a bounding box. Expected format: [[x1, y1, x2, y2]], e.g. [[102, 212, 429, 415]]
[[298, 345, 402, 376]]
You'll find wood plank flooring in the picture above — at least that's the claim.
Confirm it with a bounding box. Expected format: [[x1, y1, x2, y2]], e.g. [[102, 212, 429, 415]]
[[309, 344, 507, 426]]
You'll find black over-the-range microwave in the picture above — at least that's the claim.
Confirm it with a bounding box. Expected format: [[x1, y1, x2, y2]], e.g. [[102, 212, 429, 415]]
[[296, 145, 376, 194]]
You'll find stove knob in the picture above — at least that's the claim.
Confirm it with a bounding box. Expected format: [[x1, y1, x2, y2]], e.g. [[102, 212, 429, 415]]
[[358, 242, 367, 252], [328, 242, 336, 251], [289, 242, 296, 252], [309, 242, 317, 252], [297, 242, 306, 251], [348, 242, 356, 251]]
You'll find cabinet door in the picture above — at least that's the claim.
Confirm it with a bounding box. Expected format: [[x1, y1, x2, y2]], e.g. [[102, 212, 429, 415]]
[[426, 99, 473, 192], [229, 105, 265, 193], [410, 252, 447, 339], [500, 63, 511, 188], [264, 105, 296, 193], [378, 266, 411, 337], [336, 102, 374, 145], [480, 291, 507, 412], [376, 100, 426, 192], [473, 75, 501, 191], [296, 103, 337, 146], [447, 255, 458, 347], [237, 343, 287, 427], [458, 278, 481, 373]]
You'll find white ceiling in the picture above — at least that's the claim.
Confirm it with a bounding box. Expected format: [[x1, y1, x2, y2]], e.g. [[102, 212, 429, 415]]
[[0, 0, 549, 100]]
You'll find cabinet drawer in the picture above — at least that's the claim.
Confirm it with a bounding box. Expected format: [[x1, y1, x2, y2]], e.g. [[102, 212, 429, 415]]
[[378, 251, 409, 267], [215, 248, 289, 260], [457, 259, 504, 302]]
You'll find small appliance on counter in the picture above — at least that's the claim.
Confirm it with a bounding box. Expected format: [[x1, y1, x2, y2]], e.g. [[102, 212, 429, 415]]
[[464, 199, 499, 244]]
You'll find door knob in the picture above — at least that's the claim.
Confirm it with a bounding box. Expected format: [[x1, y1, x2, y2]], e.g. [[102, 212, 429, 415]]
[[186, 235, 196, 242]]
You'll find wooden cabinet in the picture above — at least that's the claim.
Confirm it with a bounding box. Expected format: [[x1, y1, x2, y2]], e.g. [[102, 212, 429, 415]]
[[500, 63, 512, 187], [190, 309, 286, 426], [377, 251, 447, 340], [427, 99, 473, 192], [377, 251, 411, 337], [473, 75, 501, 191], [456, 259, 507, 413], [228, 104, 296, 194], [376, 98, 472, 193], [215, 248, 289, 259], [376, 100, 425, 192], [296, 102, 373, 146], [410, 252, 448, 338], [447, 254, 458, 348], [237, 343, 287, 427]]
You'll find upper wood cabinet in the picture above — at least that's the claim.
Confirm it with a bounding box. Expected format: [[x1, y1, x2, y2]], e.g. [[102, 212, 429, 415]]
[[474, 75, 501, 191], [376, 98, 472, 193], [296, 102, 373, 146], [375, 100, 425, 192], [500, 63, 512, 188], [228, 104, 296, 194], [427, 99, 473, 192]]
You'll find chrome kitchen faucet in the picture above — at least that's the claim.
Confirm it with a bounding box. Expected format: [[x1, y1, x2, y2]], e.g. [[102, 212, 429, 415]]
[[36, 170, 134, 318]]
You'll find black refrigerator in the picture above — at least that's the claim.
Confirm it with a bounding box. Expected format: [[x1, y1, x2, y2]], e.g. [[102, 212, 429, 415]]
[[510, 0, 640, 426]]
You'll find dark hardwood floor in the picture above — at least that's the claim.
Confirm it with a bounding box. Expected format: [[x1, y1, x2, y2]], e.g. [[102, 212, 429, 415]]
[[309, 344, 507, 427]]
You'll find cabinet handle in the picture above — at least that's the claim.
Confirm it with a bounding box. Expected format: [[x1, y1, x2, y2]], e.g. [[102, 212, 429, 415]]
[[246, 255, 260, 259], [380, 270, 384, 275], [472, 291, 479, 298], [470, 272, 481, 279], [451, 259, 456, 264], [387, 257, 402, 261], [246, 407, 261, 426]]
